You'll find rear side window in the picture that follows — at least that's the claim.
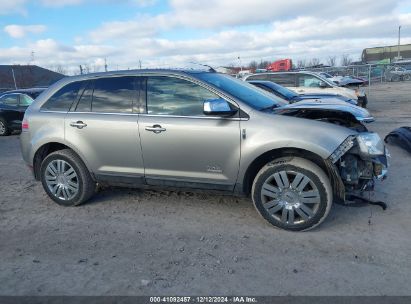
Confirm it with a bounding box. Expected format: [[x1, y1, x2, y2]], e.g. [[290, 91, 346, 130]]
[[75, 81, 93, 112], [92, 77, 136, 113], [42, 82, 82, 111], [19, 94, 34, 106], [0, 94, 18, 106]]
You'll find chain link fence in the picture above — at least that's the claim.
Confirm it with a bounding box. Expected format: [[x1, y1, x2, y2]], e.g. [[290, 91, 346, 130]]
[[304, 63, 411, 85]]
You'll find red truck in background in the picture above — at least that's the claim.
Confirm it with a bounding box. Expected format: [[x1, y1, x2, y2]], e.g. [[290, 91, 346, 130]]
[[266, 59, 293, 72]]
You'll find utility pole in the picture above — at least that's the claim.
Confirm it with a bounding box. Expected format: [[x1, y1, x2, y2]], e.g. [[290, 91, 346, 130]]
[[238, 56, 242, 72], [79, 65, 83, 75], [11, 68, 17, 89], [397, 25, 402, 60], [104, 58, 108, 72], [139, 60, 142, 69]]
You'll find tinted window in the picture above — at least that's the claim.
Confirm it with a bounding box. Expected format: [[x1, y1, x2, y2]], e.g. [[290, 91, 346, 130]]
[[42, 82, 82, 111], [19, 94, 34, 106], [75, 81, 93, 112], [147, 77, 219, 116], [247, 74, 295, 86], [268, 74, 295, 86], [246, 74, 269, 81], [91, 77, 136, 113], [0, 94, 18, 106]]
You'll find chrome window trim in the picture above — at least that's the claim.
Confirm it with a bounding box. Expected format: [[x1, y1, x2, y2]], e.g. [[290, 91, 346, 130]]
[[138, 113, 246, 121], [40, 110, 247, 120], [40, 110, 70, 114], [65, 111, 138, 116]]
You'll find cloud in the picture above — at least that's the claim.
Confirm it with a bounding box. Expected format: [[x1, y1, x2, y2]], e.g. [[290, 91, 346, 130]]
[[1, 0, 410, 73], [0, 0, 29, 15], [40, 0, 83, 6], [133, 0, 156, 7], [4, 24, 47, 38]]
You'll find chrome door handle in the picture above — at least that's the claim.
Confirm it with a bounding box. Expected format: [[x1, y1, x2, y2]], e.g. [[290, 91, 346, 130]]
[[70, 121, 87, 129], [145, 124, 166, 134]]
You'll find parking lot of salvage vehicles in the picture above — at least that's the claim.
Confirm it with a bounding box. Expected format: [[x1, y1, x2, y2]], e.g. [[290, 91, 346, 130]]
[[0, 76, 411, 294]]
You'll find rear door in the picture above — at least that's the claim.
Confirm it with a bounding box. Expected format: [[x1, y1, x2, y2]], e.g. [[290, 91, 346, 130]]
[[0, 94, 20, 129], [64, 76, 144, 183], [138, 75, 241, 190]]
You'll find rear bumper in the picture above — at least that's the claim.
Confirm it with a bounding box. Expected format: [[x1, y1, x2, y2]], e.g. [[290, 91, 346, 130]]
[[19, 130, 32, 166]]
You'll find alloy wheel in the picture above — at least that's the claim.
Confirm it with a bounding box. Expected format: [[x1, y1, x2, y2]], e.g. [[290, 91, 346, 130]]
[[45, 159, 79, 201], [0, 121, 6, 135], [260, 170, 321, 225]]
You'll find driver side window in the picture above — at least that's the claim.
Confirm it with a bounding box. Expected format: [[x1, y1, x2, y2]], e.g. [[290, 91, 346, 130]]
[[297, 75, 324, 88], [146, 76, 220, 116]]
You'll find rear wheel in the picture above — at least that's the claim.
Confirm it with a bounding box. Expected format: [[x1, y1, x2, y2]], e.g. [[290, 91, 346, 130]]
[[404, 74, 411, 81], [251, 157, 333, 231], [0, 118, 10, 136], [359, 95, 368, 108], [40, 149, 96, 206]]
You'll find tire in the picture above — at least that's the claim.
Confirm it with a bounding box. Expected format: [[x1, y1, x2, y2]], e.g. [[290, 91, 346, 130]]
[[391, 74, 400, 82], [359, 95, 368, 108], [40, 149, 96, 206], [404, 74, 411, 81], [0, 118, 10, 136], [251, 157, 333, 231]]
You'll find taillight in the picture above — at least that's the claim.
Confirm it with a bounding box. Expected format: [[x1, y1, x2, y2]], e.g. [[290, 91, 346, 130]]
[[22, 119, 29, 130]]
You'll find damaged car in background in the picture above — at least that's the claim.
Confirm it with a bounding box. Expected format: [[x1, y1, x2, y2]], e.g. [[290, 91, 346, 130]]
[[247, 80, 373, 132], [244, 71, 369, 108], [20, 69, 388, 231]]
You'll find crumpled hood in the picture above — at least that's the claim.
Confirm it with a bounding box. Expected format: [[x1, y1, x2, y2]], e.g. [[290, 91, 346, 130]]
[[274, 98, 374, 122]]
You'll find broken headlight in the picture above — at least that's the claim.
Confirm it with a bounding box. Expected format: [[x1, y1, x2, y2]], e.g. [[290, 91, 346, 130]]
[[329, 135, 356, 163], [357, 132, 385, 156]]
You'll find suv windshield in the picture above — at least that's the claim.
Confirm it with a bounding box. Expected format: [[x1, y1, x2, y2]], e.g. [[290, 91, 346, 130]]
[[196, 73, 285, 110]]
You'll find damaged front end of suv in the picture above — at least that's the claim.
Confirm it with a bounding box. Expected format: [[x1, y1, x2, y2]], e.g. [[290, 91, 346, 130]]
[[326, 133, 389, 205]]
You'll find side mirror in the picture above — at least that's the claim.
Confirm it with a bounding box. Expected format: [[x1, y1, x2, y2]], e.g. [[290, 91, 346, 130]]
[[203, 98, 238, 117], [319, 81, 328, 88]]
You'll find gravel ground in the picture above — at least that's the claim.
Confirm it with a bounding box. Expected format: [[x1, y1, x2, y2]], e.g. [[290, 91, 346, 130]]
[[0, 81, 410, 296]]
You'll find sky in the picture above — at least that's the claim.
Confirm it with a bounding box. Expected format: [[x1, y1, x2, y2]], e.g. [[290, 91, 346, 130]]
[[1, 0, 411, 74]]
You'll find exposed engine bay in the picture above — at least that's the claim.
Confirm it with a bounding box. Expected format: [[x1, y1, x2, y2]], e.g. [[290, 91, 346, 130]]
[[278, 108, 369, 132], [327, 134, 388, 207]]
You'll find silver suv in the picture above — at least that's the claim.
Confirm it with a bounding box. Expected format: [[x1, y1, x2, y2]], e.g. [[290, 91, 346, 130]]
[[20, 70, 388, 231]]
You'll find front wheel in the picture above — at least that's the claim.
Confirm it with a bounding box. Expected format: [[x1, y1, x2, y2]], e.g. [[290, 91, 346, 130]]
[[40, 149, 96, 206], [251, 157, 333, 231]]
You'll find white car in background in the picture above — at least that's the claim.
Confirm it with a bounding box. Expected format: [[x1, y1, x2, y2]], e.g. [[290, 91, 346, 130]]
[[244, 71, 368, 107]]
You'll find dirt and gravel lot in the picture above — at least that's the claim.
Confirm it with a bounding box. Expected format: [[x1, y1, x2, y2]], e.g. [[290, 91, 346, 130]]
[[0, 82, 410, 296]]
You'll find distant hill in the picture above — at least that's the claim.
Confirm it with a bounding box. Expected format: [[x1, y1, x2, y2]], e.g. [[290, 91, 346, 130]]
[[0, 65, 65, 92]]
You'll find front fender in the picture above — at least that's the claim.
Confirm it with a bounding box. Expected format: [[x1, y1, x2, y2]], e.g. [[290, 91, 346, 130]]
[[238, 111, 357, 181]]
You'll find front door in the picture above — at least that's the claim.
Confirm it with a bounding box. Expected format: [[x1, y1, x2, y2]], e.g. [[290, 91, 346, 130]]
[[138, 76, 241, 191], [293, 74, 332, 94]]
